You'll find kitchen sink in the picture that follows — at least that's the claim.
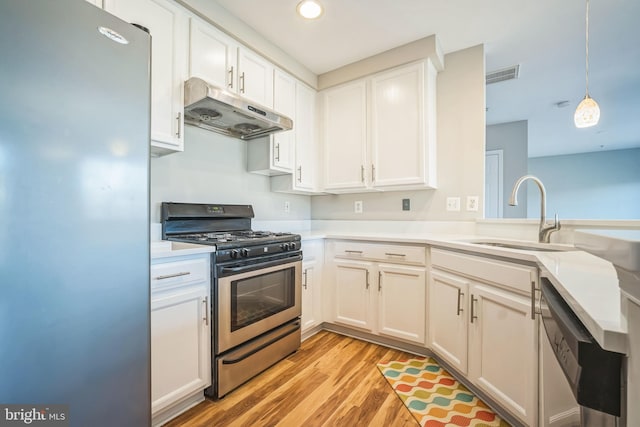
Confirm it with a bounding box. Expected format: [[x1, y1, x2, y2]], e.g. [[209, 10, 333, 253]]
[[465, 240, 576, 252]]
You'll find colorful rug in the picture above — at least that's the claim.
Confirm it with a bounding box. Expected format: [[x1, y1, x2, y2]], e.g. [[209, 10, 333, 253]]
[[377, 357, 510, 427]]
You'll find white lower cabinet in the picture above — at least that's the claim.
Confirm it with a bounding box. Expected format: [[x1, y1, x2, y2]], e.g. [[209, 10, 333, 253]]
[[429, 270, 469, 374], [429, 248, 538, 426], [378, 264, 426, 343], [301, 239, 324, 334], [150, 254, 211, 426], [327, 240, 427, 345], [334, 259, 375, 331]]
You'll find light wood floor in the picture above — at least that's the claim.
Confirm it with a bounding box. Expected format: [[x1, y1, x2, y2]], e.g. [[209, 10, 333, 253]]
[[165, 330, 419, 427]]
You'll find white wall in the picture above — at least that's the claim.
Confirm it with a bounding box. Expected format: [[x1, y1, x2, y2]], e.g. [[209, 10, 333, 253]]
[[311, 44, 486, 220], [527, 148, 640, 220], [150, 126, 311, 223]]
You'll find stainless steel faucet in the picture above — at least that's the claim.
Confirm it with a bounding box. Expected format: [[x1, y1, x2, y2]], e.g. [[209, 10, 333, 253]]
[[509, 175, 560, 243]]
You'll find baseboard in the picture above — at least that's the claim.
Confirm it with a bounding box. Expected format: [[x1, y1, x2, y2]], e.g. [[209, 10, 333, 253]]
[[152, 391, 204, 427]]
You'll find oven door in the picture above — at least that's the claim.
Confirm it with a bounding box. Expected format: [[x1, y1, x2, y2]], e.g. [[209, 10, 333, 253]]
[[217, 258, 302, 353]]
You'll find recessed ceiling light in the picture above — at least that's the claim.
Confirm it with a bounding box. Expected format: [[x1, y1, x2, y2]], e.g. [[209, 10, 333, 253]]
[[297, 0, 323, 19]]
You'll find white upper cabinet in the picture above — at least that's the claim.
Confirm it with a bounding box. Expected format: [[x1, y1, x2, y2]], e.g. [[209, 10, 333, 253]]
[[271, 69, 296, 171], [321, 59, 437, 193], [104, 0, 188, 156], [188, 18, 272, 108], [293, 82, 318, 191], [247, 69, 295, 175], [270, 80, 321, 193], [85, 0, 103, 7], [189, 16, 237, 90], [237, 48, 274, 107], [370, 61, 436, 188], [321, 80, 368, 192]]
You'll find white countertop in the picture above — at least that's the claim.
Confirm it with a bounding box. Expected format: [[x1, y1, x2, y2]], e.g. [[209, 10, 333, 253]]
[[302, 230, 627, 354], [150, 241, 216, 259], [153, 231, 626, 354]]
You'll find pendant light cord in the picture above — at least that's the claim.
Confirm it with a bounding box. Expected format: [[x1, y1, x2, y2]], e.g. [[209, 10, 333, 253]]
[[585, 0, 590, 96]]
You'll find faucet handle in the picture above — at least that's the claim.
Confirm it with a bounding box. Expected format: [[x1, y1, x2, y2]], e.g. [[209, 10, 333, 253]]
[[553, 213, 561, 229]]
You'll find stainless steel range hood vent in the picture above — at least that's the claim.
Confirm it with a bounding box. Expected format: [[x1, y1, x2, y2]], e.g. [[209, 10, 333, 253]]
[[184, 77, 293, 140]]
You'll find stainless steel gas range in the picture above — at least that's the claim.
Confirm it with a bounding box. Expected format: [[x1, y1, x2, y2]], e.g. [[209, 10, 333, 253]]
[[161, 202, 302, 398]]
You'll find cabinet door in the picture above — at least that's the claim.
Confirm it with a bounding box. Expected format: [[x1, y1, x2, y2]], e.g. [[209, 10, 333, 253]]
[[294, 83, 317, 191], [237, 47, 273, 107], [333, 259, 374, 331], [322, 81, 368, 192], [370, 61, 434, 188], [85, 0, 102, 6], [271, 69, 296, 171], [377, 264, 426, 344], [189, 16, 237, 90], [469, 283, 537, 426], [104, 0, 187, 154], [301, 259, 319, 332], [151, 286, 210, 414], [429, 270, 469, 374]]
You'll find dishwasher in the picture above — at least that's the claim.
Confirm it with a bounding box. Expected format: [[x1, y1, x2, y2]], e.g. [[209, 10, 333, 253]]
[[540, 278, 625, 426]]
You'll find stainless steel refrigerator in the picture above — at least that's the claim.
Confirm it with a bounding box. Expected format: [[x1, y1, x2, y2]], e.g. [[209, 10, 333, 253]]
[[0, 1, 151, 426]]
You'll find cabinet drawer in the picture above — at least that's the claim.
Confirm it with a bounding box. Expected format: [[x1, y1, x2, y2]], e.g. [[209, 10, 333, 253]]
[[151, 257, 209, 291], [431, 248, 536, 294], [333, 241, 425, 266]]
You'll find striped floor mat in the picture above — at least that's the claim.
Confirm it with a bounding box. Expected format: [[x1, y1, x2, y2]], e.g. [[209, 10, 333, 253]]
[[377, 357, 510, 427]]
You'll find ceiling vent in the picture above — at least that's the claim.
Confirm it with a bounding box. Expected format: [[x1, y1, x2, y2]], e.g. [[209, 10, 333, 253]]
[[486, 65, 520, 85]]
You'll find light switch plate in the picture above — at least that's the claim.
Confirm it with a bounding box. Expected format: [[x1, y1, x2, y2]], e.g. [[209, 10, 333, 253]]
[[446, 197, 461, 211], [354, 200, 363, 213], [466, 196, 479, 211], [402, 198, 410, 211]]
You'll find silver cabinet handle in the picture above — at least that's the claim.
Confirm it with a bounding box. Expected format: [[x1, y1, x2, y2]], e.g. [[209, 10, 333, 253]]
[[345, 250, 363, 254], [228, 66, 234, 89], [384, 252, 406, 257], [361, 165, 365, 182], [456, 289, 464, 315], [275, 143, 280, 162], [371, 164, 376, 182], [303, 269, 308, 289], [153, 271, 190, 280], [203, 296, 209, 326], [297, 166, 302, 183], [470, 295, 478, 323], [240, 72, 245, 93], [531, 281, 541, 320], [378, 271, 382, 292], [365, 270, 370, 290], [175, 112, 182, 139]]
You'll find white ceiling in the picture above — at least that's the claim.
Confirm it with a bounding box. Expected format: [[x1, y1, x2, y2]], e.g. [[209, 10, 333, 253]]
[[213, 0, 640, 158]]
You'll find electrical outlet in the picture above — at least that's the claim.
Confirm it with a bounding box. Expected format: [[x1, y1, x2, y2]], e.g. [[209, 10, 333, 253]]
[[446, 197, 461, 212], [466, 196, 479, 212], [284, 201, 290, 213], [402, 198, 411, 211], [354, 200, 363, 213]]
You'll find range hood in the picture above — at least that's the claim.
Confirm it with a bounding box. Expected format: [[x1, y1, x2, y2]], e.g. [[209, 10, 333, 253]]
[[184, 77, 293, 140]]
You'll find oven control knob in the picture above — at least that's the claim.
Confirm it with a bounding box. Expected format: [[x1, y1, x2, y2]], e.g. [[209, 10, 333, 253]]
[[230, 249, 239, 259], [240, 248, 250, 257], [289, 242, 297, 250], [281, 243, 290, 251]]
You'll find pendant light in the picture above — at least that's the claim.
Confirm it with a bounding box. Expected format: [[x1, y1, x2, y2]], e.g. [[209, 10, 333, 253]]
[[574, 0, 600, 128]]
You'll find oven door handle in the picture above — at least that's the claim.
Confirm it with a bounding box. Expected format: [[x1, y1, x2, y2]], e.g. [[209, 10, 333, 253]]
[[219, 255, 302, 275], [221, 320, 301, 365]]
